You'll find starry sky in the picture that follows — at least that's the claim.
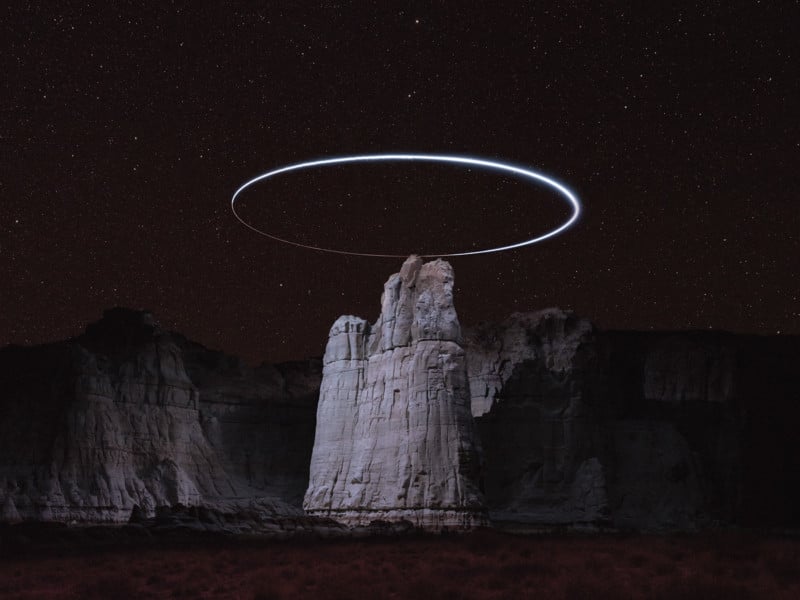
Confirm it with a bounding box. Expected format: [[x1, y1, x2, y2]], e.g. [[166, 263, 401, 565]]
[[2, 3, 798, 364]]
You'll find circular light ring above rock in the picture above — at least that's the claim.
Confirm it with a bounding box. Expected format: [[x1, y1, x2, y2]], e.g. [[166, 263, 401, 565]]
[[231, 154, 582, 257]]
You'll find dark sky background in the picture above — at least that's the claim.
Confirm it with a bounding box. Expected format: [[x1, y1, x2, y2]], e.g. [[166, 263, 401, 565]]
[[1, 3, 797, 364]]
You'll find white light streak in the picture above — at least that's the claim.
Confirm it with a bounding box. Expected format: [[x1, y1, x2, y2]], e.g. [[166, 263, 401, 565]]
[[231, 154, 581, 257]]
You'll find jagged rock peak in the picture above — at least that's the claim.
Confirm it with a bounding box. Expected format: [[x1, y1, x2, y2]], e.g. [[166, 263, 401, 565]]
[[322, 256, 462, 365], [370, 254, 461, 353]]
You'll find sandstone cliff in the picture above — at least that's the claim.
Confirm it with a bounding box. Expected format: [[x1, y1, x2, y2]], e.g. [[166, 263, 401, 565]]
[[0, 308, 319, 523], [465, 313, 800, 530], [1, 290, 798, 532], [303, 256, 486, 529]]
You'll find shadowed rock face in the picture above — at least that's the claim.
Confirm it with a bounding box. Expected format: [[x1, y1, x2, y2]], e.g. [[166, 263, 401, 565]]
[[0, 308, 320, 523], [464, 311, 607, 525], [465, 316, 800, 530], [304, 256, 486, 529]]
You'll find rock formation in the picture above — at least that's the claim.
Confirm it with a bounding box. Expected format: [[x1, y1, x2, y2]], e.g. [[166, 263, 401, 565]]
[[0, 308, 319, 523], [1, 288, 799, 532], [465, 310, 608, 526], [303, 256, 486, 529], [465, 314, 800, 530]]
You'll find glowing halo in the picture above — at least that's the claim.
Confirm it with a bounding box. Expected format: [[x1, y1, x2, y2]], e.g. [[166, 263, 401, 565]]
[[231, 154, 581, 257]]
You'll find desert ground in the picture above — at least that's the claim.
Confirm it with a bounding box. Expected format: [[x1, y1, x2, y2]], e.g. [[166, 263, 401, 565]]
[[0, 527, 798, 599]]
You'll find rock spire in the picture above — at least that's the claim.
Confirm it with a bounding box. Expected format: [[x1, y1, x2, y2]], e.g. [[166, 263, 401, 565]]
[[304, 256, 486, 529]]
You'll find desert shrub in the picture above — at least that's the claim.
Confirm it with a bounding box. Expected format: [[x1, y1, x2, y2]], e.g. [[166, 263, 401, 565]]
[[708, 562, 728, 578], [762, 549, 800, 587], [653, 559, 679, 576], [711, 535, 762, 561], [731, 563, 760, 582], [499, 559, 556, 579], [653, 576, 757, 600], [465, 528, 507, 555], [628, 552, 649, 567], [562, 576, 622, 600], [252, 580, 289, 600], [71, 575, 142, 600], [0, 581, 21, 595], [436, 587, 471, 600], [483, 573, 510, 590], [145, 573, 166, 586], [583, 552, 615, 572], [170, 583, 204, 597], [273, 554, 289, 566], [666, 548, 687, 561], [402, 577, 475, 600]]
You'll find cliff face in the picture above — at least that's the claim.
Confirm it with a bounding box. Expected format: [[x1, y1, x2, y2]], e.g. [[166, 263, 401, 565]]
[[303, 256, 486, 529], [465, 313, 800, 530], [0, 308, 319, 523], [464, 311, 607, 526], [1, 286, 798, 531]]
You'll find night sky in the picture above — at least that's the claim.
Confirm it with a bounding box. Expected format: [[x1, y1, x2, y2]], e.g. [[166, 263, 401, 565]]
[[2, 3, 797, 364]]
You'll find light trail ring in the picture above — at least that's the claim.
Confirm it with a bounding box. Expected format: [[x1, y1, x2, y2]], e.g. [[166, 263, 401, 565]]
[[231, 154, 581, 257]]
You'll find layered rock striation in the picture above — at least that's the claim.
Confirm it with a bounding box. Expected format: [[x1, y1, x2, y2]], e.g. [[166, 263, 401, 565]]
[[2, 283, 798, 532], [465, 313, 800, 530], [0, 308, 319, 523], [464, 310, 608, 526], [304, 256, 486, 529]]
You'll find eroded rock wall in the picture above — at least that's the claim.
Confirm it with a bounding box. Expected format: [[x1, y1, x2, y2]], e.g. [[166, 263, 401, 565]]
[[466, 315, 800, 531], [465, 310, 608, 525], [0, 308, 319, 523], [1, 301, 797, 532], [304, 256, 486, 529]]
